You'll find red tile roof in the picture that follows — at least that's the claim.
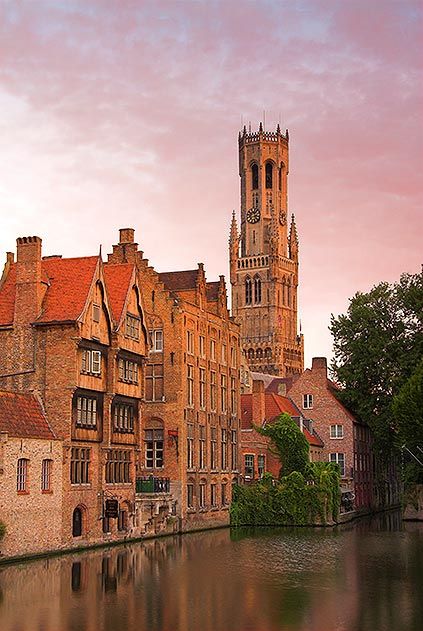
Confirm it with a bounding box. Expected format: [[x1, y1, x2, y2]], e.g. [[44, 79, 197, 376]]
[[103, 264, 135, 323], [159, 269, 198, 291], [0, 263, 17, 326], [0, 257, 99, 326], [0, 391, 56, 439], [240, 392, 323, 447]]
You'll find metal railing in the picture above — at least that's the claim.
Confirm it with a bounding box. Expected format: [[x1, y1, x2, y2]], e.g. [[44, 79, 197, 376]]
[[136, 476, 170, 494]]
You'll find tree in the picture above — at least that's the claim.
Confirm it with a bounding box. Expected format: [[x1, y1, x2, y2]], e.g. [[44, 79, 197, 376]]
[[257, 413, 309, 477], [330, 271, 423, 454]]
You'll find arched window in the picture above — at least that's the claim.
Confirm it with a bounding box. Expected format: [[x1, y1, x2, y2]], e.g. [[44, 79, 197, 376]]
[[247, 348, 254, 360], [279, 165, 282, 191], [265, 163, 273, 189], [254, 276, 262, 303], [251, 163, 259, 190], [72, 507, 83, 537], [256, 348, 263, 359], [245, 277, 252, 305], [265, 347, 272, 359]]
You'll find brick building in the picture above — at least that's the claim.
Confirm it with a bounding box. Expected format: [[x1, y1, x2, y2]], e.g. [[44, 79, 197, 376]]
[[282, 357, 374, 510], [240, 379, 324, 481], [229, 124, 303, 376], [107, 229, 241, 531], [0, 236, 149, 549], [0, 390, 63, 558]]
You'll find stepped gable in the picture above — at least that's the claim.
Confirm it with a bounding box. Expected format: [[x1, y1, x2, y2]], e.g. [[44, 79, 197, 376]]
[[0, 256, 99, 326], [158, 269, 199, 292], [0, 390, 56, 439], [103, 263, 135, 324]]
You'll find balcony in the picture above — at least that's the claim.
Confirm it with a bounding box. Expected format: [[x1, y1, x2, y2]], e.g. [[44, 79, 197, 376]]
[[136, 476, 170, 494]]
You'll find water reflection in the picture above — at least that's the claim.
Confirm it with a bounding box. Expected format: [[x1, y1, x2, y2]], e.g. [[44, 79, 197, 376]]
[[0, 512, 422, 631]]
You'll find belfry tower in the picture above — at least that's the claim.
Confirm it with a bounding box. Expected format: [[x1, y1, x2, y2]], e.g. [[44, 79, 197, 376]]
[[229, 124, 304, 376]]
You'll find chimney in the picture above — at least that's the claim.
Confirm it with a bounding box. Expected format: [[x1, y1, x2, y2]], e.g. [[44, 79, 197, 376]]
[[119, 228, 135, 244], [252, 379, 266, 425], [14, 236, 43, 325], [311, 357, 327, 377], [108, 228, 138, 264]]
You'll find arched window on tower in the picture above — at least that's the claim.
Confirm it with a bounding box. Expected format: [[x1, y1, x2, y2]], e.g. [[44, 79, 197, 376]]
[[265, 163, 273, 189], [245, 277, 252, 305], [254, 276, 262, 304], [251, 163, 259, 190], [279, 165, 282, 191]]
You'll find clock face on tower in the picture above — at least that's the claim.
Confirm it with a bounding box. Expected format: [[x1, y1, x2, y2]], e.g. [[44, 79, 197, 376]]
[[246, 207, 261, 223]]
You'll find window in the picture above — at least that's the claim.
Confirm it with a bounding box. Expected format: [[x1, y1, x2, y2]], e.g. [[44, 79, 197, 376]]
[[118, 358, 138, 384], [199, 335, 205, 358], [245, 277, 252, 305], [17, 458, 29, 492], [220, 374, 227, 413], [221, 483, 228, 506], [151, 329, 163, 352], [251, 163, 259, 190], [221, 344, 226, 365], [199, 483, 206, 509], [145, 429, 164, 468], [210, 427, 217, 469], [221, 428, 227, 470], [265, 162, 273, 189], [76, 395, 97, 428], [303, 394, 313, 409], [211, 483, 217, 508], [187, 424, 194, 469], [187, 365, 194, 407], [245, 454, 254, 478], [330, 452, 345, 477], [113, 401, 135, 433], [72, 507, 83, 537], [330, 424, 344, 439], [126, 314, 140, 340], [92, 303, 100, 323], [258, 454, 265, 478], [71, 447, 90, 484], [199, 368, 206, 409], [230, 377, 237, 415], [254, 276, 262, 303], [210, 339, 216, 361], [187, 483, 194, 509], [105, 450, 131, 483], [41, 459, 52, 492], [186, 330, 194, 355], [81, 349, 101, 376], [145, 364, 164, 401], [210, 371, 217, 411], [199, 426, 206, 469], [231, 430, 238, 470], [118, 507, 128, 532], [230, 346, 236, 368]]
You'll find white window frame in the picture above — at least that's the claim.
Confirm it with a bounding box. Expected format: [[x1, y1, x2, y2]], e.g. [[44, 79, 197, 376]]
[[186, 330, 194, 355], [199, 335, 206, 358], [81, 349, 101, 376], [303, 394, 313, 409], [210, 339, 216, 361], [41, 459, 52, 492], [330, 452, 345, 477], [244, 454, 254, 479], [330, 424, 344, 439], [151, 329, 163, 352]]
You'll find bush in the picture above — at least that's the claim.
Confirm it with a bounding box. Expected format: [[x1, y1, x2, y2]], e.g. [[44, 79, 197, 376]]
[[0, 520, 6, 542]]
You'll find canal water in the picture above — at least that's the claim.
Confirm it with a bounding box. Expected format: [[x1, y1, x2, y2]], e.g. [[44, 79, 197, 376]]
[[0, 511, 422, 631]]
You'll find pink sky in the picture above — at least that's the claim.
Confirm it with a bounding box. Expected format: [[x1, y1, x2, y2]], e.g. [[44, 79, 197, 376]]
[[0, 0, 422, 366]]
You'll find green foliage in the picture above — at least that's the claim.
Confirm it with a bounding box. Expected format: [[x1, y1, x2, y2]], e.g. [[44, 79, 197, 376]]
[[230, 462, 341, 527], [329, 271, 423, 454], [0, 520, 6, 542], [256, 413, 310, 477]]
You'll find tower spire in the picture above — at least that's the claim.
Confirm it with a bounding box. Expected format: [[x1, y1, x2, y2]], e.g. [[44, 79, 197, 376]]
[[289, 213, 299, 260]]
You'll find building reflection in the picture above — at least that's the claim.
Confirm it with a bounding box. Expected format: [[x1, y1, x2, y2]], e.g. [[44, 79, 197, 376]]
[[0, 513, 421, 631]]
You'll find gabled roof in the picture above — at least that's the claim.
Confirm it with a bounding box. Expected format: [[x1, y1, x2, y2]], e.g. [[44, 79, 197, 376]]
[[240, 392, 324, 447], [103, 263, 135, 324], [38, 256, 99, 324], [158, 269, 198, 292], [0, 256, 99, 326], [0, 391, 56, 439]]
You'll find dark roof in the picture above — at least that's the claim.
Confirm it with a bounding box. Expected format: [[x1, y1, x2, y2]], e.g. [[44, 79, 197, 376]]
[[206, 281, 219, 302], [158, 269, 198, 291], [0, 391, 56, 439]]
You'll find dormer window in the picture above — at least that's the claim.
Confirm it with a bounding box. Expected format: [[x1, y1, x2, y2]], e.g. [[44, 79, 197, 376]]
[[81, 349, 101, 376], [126, 314, 140, 340]]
